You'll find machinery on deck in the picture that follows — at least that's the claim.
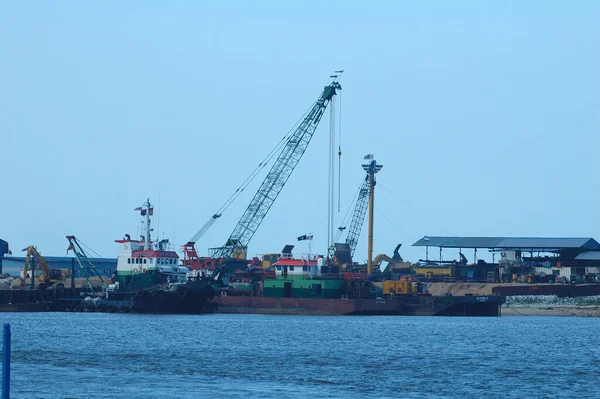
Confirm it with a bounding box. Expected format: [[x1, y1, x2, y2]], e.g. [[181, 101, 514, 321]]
[[333, 173, 371, 266], [377, 244, 413, 279], [21, 245, 66, 289], [345, 176, 370, 257], [183, 79, 342, 284], [66, 236, 106, 291]]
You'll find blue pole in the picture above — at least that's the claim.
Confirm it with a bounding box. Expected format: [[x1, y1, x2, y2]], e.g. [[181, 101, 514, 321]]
[[2, 323, 10, 399]]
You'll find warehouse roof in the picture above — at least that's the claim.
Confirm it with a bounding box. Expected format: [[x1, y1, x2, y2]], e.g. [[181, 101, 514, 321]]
[[412, 236, 600, 251], [574, 251, 600, 261]]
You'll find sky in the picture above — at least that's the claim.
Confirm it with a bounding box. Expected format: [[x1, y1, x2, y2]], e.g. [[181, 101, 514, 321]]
[[1, 1, 599, 264]]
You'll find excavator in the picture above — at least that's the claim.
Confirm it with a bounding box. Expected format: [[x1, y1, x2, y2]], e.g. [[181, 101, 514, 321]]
[[374, 244, 412, 280], [21, 245, 66, 289]]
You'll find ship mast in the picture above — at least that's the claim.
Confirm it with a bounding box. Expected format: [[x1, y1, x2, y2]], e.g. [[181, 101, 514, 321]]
[[141, 198, 153, 250], [362, 156, 382, 275]]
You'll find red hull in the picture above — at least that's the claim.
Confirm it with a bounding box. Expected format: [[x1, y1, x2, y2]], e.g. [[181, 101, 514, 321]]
[[209, 293, 502, 316], [213, 295, 356, 315]]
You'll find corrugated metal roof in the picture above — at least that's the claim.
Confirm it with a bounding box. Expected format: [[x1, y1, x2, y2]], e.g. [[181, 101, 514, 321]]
[[575, 251, 600, 261], [412, 236, 600, 250], [412, 237, 504, 248], [497, 237, 600, 250]]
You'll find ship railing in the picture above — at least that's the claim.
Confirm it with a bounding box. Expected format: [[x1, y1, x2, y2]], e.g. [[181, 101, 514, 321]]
[[342, 272, 368, 281], [316, 273, 368, 281], [414, 276, 496, 284], [264, 272, 370, 281]]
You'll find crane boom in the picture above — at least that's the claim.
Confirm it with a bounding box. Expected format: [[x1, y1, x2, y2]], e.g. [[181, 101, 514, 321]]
[[212, 81, 342, 260], [345, 174, 370, 256], [66, 235, 106, 291]]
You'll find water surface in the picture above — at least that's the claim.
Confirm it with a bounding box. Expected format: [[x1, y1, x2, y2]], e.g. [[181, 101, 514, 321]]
[[1, 313, 599, 398]]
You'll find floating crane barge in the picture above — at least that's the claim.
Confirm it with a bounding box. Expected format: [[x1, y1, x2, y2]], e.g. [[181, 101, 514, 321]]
[[175, 78, 503, 316], [206, 157, 502, 316]]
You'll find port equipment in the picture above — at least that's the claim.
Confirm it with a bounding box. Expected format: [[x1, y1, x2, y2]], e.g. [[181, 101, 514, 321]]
[[334, 173, 371, 264], [215, 80, 341, 259], [66, 236, 106, 291], [184, 79, 342, 281], [376, 244, 409, 273], [345, 175, 370, 257], [21, 245, 64, 289], [363, 156, 382, 275]]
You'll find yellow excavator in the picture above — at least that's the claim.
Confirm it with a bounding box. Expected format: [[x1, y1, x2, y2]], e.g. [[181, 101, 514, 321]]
[[376, 244, 413, 277], [21, 245, 65, 289]]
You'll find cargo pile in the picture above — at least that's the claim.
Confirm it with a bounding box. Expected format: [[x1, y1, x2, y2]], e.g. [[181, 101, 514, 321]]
[[0, 274, 23, 290]]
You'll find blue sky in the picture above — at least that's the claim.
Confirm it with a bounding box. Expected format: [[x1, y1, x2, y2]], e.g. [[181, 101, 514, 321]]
[[1, 1, 599, 264]]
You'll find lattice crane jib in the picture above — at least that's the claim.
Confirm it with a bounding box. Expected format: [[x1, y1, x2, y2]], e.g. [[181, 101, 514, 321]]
[[345, 175, 371, 256], [212, 81, 342, 260]]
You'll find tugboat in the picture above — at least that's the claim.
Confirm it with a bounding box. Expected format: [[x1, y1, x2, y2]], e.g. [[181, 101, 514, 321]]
[[62, 199, 214, 313]]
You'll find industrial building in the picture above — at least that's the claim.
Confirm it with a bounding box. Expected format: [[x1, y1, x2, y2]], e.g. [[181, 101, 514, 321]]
[[412, 236, 600, 283], [0, 239, 116, 277], [1, 256, 117, 278]]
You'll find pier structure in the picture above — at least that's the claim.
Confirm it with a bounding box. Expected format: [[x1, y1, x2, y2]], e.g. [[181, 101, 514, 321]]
[[412, 236, 600, 284]]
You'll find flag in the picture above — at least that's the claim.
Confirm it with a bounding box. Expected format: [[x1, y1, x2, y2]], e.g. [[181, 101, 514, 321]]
[[149, 207, 154, 216], [297, 234, 313, 241], [364, 154, 374, 160], [134, 207, 142, 211], [141, 209, 147, 216]]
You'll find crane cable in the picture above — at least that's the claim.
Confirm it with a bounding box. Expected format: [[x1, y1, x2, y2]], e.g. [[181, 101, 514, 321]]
[[377, 183, 455, 235], [372, 206, 428, 256], [189, 100, 318, 243], [76, 238, 107, 261], [334, 179, 363, 243], [337, 90, 342, 213]]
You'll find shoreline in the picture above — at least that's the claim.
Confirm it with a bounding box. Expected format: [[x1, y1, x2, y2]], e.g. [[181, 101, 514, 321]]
[[501, 306, 600, 317]]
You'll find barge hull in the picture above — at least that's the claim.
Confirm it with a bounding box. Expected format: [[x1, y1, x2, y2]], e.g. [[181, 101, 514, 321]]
[[493, 283, 600, 298], [0, 288, 85, 312], [0, 281, 214, 314], [212, 294, 502, 316], [59, 281, 214, 314]]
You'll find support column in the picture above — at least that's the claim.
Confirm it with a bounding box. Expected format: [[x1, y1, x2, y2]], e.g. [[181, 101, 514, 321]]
[[363, 157, 382, 275]]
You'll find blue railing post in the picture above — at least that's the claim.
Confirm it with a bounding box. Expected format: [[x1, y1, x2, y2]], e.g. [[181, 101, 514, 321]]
[[2, 323, 10, 399]]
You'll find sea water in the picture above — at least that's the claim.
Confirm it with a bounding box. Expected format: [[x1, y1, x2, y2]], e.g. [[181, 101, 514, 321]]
[[1, 313, 599, 398]]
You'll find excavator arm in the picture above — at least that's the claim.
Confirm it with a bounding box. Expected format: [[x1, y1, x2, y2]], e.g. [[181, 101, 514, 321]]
[[21, 245, 52, 288]]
